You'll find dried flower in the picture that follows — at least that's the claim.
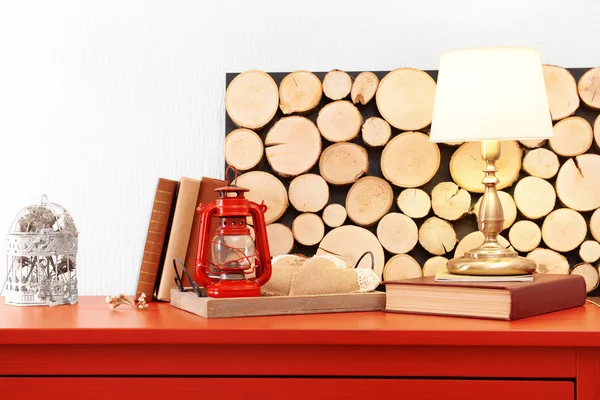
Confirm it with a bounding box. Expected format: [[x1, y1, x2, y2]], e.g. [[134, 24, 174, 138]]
[[106, 293, 148, 311]]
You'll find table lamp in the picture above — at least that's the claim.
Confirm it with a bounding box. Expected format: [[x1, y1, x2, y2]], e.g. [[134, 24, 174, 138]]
[[429, 46, 554, 275]]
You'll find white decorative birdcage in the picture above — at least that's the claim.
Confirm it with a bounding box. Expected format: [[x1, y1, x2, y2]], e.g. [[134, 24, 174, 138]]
[[3, 195, 78, 306]]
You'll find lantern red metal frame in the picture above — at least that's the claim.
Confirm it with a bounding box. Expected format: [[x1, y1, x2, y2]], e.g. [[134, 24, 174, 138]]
[[194, 167, 272, 298]]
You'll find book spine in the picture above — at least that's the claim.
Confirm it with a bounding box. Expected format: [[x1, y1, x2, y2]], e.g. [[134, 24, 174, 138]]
[[156, 177, 201, 301], [182, 178, 226, 287], [135, 178, 178, 301], [510, 276, 586, 320]]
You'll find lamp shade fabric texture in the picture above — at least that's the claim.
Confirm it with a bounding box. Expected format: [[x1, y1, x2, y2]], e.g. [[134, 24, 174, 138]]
[[429, 46, 554, 142]]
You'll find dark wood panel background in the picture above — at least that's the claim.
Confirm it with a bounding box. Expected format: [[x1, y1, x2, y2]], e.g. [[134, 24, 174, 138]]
[[225, 68, 600, 296]]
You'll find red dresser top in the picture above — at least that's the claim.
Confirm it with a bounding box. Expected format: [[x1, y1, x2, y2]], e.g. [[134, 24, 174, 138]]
[[1, 297, 600, 346]]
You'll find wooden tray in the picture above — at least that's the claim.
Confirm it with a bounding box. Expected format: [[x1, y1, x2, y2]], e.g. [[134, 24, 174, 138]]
[[170, 288, 385, 319]]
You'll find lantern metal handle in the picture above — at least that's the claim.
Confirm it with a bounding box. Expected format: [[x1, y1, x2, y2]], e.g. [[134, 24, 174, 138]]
[[172, 258, 204, 297], [225, 165, 239, 186]]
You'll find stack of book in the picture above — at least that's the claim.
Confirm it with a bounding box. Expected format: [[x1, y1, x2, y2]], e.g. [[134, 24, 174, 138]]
[[384, 266, 587, 320], [135, 176, 226, 302]]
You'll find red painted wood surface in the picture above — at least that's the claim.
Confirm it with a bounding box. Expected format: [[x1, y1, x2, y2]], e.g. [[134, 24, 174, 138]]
[[0, 344, 577, 378], [0, 378, 574, 400], [1, 297, 600, 399], [0, 297, 599, 346]]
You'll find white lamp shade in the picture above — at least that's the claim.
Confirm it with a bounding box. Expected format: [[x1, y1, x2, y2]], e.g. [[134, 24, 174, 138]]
[[429, 46, 554, 142]]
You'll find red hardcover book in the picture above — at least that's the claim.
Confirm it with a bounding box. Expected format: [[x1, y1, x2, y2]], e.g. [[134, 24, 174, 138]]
[[384, 274, 586, 320], [135, 178, 178, 301]]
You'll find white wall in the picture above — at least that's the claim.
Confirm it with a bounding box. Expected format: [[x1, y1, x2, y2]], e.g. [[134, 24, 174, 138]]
[[1, 0, 599, 295]]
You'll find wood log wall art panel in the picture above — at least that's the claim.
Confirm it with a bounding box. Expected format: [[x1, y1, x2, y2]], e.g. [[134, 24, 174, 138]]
[[225, 67, 600, 296]]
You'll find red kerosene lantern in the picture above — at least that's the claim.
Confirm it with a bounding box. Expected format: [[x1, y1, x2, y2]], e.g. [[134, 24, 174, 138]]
[[195, 168, 272, 298]]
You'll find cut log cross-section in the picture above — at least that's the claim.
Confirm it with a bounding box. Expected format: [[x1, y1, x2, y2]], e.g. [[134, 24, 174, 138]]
[[508, 220, 542, 253], [397, 188, 431, 219], [322, 69, 353, 100], [542, 65, 580, 120], [376, 213, 419, 254], [591, 209, 600, 243], [361, 117, 391, 147], [419, 217, 456, 256], [317, 100, 363, 142], [579, 240, 600, 264], [279, 70, 322, 114], [450, 141, 522, 193], [549, 116, 593, 157], [431, 182, 471, 221], [288, 174, 329, 213], [346, 177, 394, 226], [571, 263, 599, 293], [292, 213, 325, 246], [595, 115, 600, 149], [381, 132, 440, 188], [519, 138, 547, 149], [383, 254, 422, 282], [266, 223, 294, 257], [522, 148, 560, 179], [527, 248, 570, 275], [225, 128, 264, 171], [351, 72, 379, 105], [237, 171, 288, 225], [317, 225, 386, 276], [265, 116, 322, 177], [225, 70, 279, 130], [376, 68, 437, 130], [514, 176, 556, 220], [319, 142, 368, 185], [322, 204, 347, 228], [578, 67, 600, 110], [423, 256, 449, 277], [541, 208, 587, 253], [556, 154, 600, 211]]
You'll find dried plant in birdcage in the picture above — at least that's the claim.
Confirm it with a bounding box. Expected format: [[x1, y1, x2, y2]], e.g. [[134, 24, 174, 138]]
[[3, 196, 79, 306]]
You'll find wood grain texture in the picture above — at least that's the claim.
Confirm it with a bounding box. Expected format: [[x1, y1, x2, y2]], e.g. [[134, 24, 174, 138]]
[[222, 68, 600, 298], [170, 289, 385, 318]]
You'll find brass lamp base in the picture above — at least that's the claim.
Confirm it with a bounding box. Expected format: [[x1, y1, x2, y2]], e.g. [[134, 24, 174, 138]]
[[447, 139, 537, 276], [447, 241, 536, 276]]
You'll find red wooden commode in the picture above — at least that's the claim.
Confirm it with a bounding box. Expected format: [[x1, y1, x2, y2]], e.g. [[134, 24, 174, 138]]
[[1, 297, 599, 399]]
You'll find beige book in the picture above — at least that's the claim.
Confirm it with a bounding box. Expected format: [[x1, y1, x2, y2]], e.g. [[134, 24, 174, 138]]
[[156, 177, 201, 301]]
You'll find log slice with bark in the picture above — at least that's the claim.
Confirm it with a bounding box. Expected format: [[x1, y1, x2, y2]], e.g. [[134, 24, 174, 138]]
[[555, 154, 600, 211], [381, 132, 440, 188], [351, 72, 379, 105], [288, 174, 329, 213], [522, 148, 560, 179], [542, 64, 580, 120], [279, 70, 322, 114], [225, 128, 264, 171], [397, 188, 431, 219], [317, 100, 363, 142], [237, 171, 288, 224], [346, 177, 394, 226], [549, 116, 593, 157], [317, 225, 386, 276], [376, 213, 419, 254], [265, 116, 322, 177], [527, 248, 570, 274], [319, 142, 368, 185], [541, 208, 587, 252], [322, 69, 353, 100], [376, 68, 436, 130], [226, 70, 279, 130]]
